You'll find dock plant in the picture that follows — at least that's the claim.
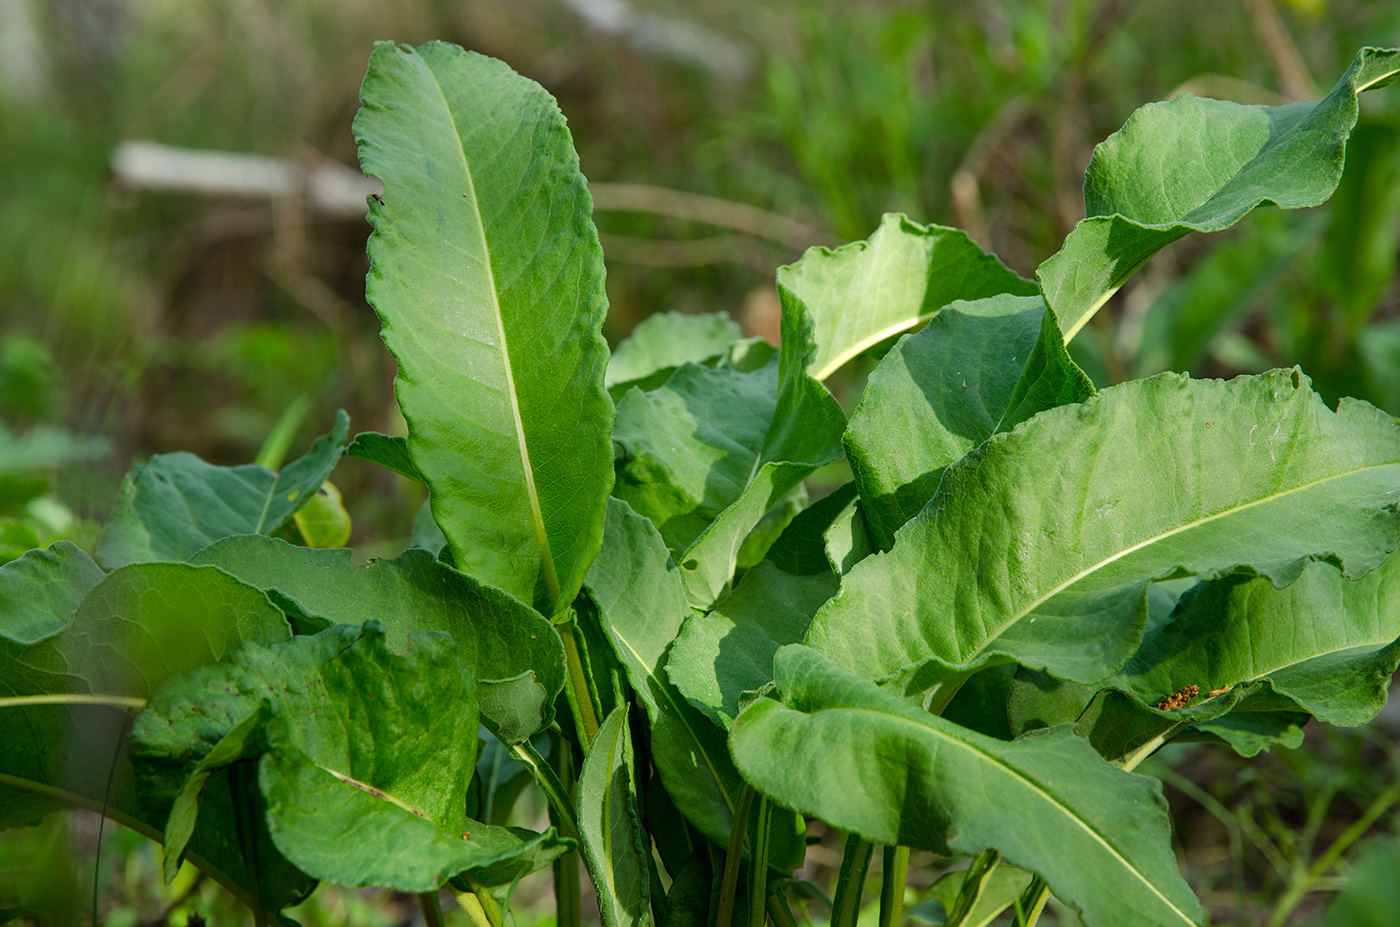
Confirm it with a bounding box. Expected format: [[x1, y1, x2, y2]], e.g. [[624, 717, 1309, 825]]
[[3, 40, 1400, 927]]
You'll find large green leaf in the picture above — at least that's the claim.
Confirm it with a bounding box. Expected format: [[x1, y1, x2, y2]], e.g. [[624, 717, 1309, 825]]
[[612, 359, 779, 556], [1103, 551, 1400, 727], [0, 541, 103, 644], [583, 499, 802, 866], [187, 535, 565, 742], [0, 559, 306, 913], [845, 294, 1093, 550], [94, 411, 349, 569], [730, 646, 1203, 927], [807, 370, 1400, 695], [1039, 47, 1400, 341], [606, 311, 742, 395], [776, 213, 1039, 384], [355, 41, 613, 615], [669, 216, 1036, 610], [132, 622, 552, 891], [667, 562, 838, 729], [577, 708, 650, 927]]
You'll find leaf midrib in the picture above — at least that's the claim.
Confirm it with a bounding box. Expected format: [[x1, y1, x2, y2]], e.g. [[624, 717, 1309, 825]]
[[971, 460, 1400, 664], [831, 705, 1198, 925], [423, 59, 560, 608]]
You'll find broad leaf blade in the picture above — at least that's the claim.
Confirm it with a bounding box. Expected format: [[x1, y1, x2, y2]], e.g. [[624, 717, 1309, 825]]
[[188, 535, 566, 743], [1104, 550, 1400, 728], [1040, 47, 1400, 341], [94, 411, 349, 569], [0, 541, 103, 644], [577, 708, 650, 927], [730, 646, 1203, 927], [606, 311, 742, 395], [807, 370, 1400, 692], [778, 213, 1039, 383], [133, 623, 545, 892], [613, 360, 778, 556], [845, 295, 1092, 549], [355, 41, 613, 615], [667, 562, 838, 728], [0, 559, 304, 910]]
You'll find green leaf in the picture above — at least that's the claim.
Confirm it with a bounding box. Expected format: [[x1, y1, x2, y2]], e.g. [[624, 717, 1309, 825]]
[[1184, 712, 1307, 757], [412, 499, 448, 555], [0, 560, 305, 912], [1039, 47, 1400, 341], [133, 622, 551, 891], [584, 499, 802, 867], [845, 295, 1092, 549], [668, 562, 838, 728], [606, 311, 743, 395], [188, 535, 565, 743], [807, 370, 1400, 695], [577, 708, 650, 927], [0, 541, 103, 644], [730, 646, 1204, 927], [94, 410, 349, 569], [777, 214, 1039, 384], [343, 432, 421, 483], [1102, 551, 1400, 728], [161, 702, 273, 883], [822, 495, 874, 576], [734, 490, 805, 571], [355, 41, 614, 615], [612, 359, 780, 556]]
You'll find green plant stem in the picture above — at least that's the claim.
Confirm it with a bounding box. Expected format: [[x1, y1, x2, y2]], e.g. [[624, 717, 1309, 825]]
[[560, 622, 601, 747], [509, 740, 579, 839], [1117, 722, 1189, 772], [767, 888, 800, 927], [830, 835, 874, 927], [552, 737, 583, 927], [229, 761, 268, 927], [879, 845, 909, 927], [462, 871, 505, 927], [944, 848, 999, 927], [419, 891, 447, 927], [446, 885, 495, 927], [748, 794, 774, 927], [1016, 876, 1050, 927], [1267, 776, 1400, 927], [716, 785, 757, 927]]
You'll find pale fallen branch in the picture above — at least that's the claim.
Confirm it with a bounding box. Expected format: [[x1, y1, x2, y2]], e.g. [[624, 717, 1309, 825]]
[[111, 142, 829, 260]]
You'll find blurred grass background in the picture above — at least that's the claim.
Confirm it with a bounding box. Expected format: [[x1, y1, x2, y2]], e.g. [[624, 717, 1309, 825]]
[[5, 0, 1400, 924]]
